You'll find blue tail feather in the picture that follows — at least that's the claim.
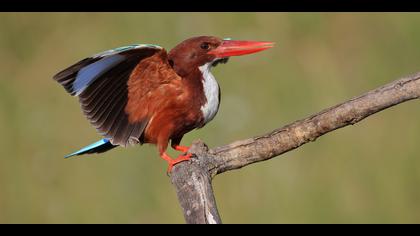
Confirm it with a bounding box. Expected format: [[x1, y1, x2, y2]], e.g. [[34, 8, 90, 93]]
[[64, 139, 116, 158]]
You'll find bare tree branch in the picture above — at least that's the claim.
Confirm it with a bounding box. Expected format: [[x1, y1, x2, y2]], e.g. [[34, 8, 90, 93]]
[[170, 142, 221, 224], [170, 72, 420, 224]]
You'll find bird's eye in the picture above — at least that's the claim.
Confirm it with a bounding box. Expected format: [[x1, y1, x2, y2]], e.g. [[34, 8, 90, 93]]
[[200, 43, 210, 50]]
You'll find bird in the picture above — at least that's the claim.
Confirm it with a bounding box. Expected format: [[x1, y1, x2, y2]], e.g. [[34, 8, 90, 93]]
[[53, 36, 274, 172]]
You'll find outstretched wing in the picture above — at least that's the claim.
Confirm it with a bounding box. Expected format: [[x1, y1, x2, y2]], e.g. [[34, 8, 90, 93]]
[[53, 44, 165, 147]]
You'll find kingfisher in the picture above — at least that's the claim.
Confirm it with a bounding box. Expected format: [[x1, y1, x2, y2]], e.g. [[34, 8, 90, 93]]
[[53, 36, 274, 172]]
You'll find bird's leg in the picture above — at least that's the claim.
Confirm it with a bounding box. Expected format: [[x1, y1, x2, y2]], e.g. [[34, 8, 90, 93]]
[[171, 136, 190, 153], [172, 145, 190, 153], [160, 152, 192, 173], [158, 136, 192, 173]]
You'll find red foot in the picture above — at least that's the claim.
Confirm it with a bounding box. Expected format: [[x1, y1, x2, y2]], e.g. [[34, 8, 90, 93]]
[[160, 152, 192, 173], [172, 145, 190, 153]]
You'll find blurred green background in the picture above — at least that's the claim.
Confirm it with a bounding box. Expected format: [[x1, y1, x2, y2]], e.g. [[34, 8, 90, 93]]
[[0, 13, 420, 223]]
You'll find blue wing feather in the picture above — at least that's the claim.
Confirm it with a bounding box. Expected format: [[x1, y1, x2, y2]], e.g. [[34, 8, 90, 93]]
[[53, 43, 162, 96], [64, 138, 116, 158], [72, 44, 162, 96], [73, 55, 125, 95]]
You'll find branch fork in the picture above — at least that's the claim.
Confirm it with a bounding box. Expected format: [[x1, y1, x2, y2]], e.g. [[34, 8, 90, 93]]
[[170, 73, 420, 224]]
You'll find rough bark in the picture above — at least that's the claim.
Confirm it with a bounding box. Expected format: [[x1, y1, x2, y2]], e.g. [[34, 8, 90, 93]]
[[170, 72, 420, 224]]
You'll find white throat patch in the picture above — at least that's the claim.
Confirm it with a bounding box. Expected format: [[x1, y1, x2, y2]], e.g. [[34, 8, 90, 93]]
[[198, 62, 220, 124]]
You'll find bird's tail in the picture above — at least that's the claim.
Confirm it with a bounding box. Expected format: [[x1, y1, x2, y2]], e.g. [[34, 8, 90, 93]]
[[64, 139, 117, 158]]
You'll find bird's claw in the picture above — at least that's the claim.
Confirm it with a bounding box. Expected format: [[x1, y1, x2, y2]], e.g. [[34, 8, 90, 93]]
[[173, 145, 190, 153], [166, 153, 193, 173]]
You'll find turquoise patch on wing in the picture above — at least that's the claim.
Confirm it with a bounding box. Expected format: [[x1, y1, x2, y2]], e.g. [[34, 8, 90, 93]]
[[93, 44, 162, 58], [114, 45, 136, 52], [64, 139, 110, 158]]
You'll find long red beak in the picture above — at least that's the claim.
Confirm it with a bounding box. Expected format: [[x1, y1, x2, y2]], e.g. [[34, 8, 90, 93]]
[[208, 39, 274, 58]]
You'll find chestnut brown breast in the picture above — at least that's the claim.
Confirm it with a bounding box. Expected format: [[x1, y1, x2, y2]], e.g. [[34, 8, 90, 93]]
[[125, 50, 207, 145]]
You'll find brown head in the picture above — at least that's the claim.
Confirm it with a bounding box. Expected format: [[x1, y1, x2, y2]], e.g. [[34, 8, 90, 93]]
[[168, 36, 274, 77]]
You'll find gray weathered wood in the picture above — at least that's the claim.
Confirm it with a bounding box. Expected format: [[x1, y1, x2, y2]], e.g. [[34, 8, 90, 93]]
[[170, 141, 221, 224], [169, 72, 420, 224]]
